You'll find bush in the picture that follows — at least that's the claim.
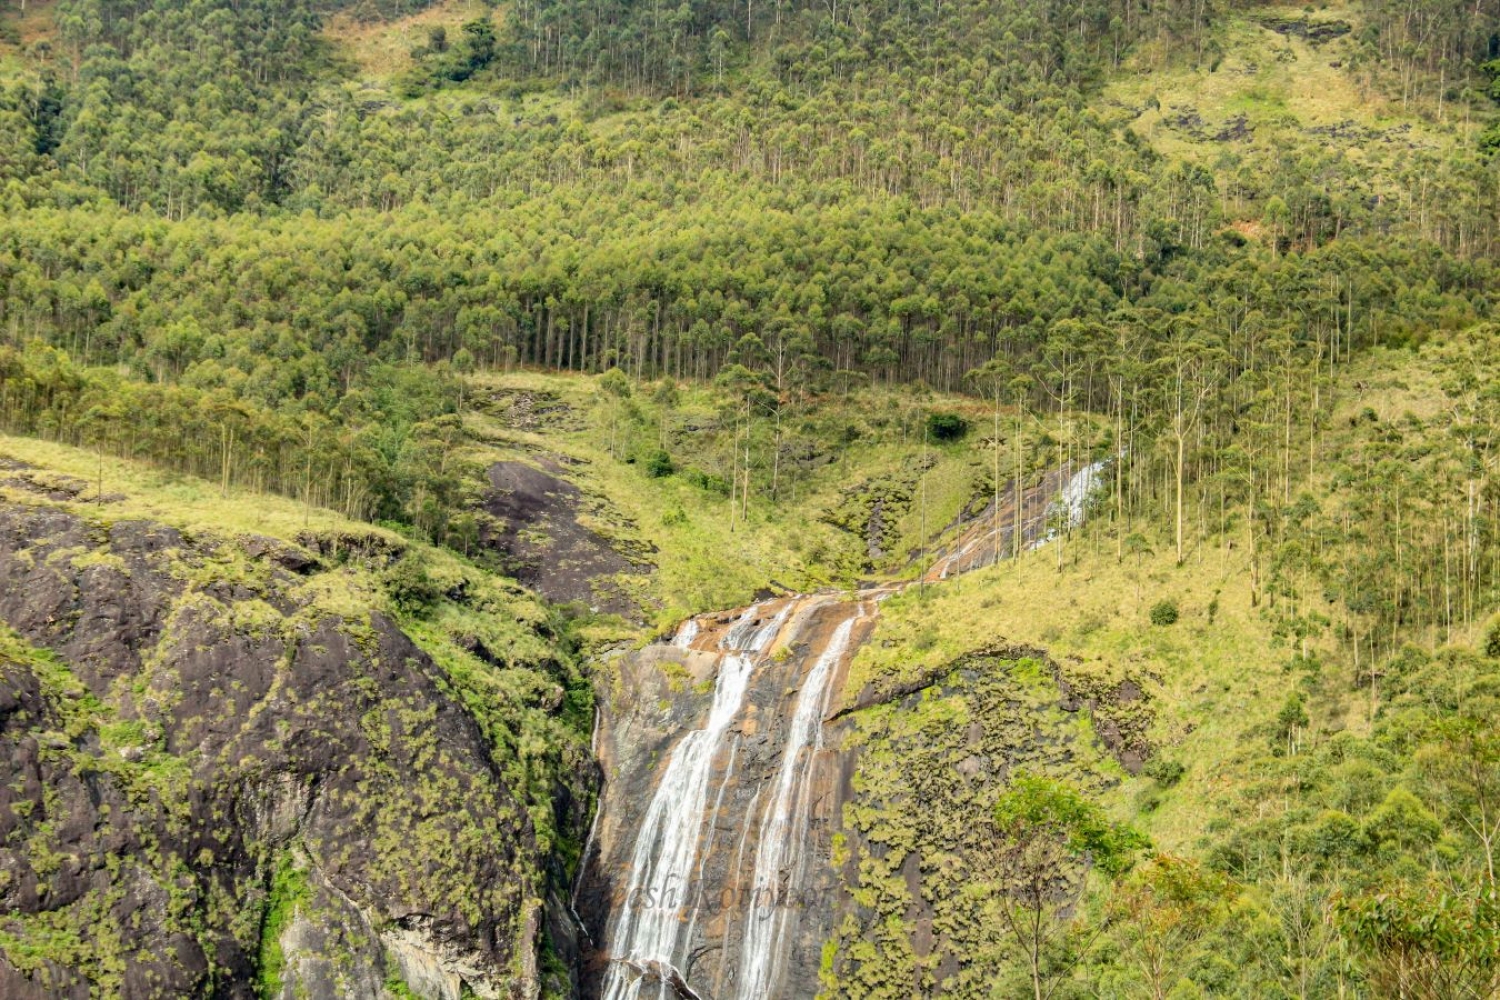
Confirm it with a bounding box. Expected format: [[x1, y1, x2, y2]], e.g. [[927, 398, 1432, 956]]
[[645, 449, 675, 477], [384, 557, 442, 616], [1143, 757, 1186, 787], [1481, 121, 1500, 158], [683, 468, 730, 495], [1149, 599, 1180, 626], [925, 412, 968, 441], [1485, 616, 1500, 659], [1305, 809, 1367, 862], [1363, 787, 1442, 852]]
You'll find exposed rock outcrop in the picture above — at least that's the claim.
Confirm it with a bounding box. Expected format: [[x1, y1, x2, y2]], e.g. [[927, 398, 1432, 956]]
[[481, 460, 653, 617], [0, 500, 565, 999]]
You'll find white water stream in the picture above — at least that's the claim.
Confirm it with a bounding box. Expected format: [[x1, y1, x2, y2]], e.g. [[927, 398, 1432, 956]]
[[734, 611, 860, 999], [599, 603, 792, 1000], [1028, 459, 1107, 550]]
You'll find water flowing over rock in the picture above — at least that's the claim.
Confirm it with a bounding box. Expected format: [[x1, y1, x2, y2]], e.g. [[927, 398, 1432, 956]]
[[578, 461, 1109, 999], [921, 459, 1107, 581], [597, 603, 791, 1000], [734, 610, 862, 1000], [1026, 460, 1109, 552], [582, 595, 879, 1000]]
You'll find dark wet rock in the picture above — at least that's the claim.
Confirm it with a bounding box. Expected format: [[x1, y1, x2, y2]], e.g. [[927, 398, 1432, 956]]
[[480, 460, 652, 616], [294, 528, 407, 569], [1170, 106, 1206, 134], [241, 533, 321, 574], [0, 469, 120, 503], [1257, 15, 1351, 44], [579, 598, 873, 1000], [1053, 668, 1155, 774], [476, 388, 582, 432], [820, 456, 940, 569], [0, 500, 560, 1000], [1306, 119, 1415, 147], [832, 640, 1052, 720], [1214, 114, 1253, 141], [916, 465, 1081, 581]]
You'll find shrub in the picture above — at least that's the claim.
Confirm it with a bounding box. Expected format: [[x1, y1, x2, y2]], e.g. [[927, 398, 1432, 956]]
[[683, 468, 730, 495], [1135, 785, 1164, 813], [1305, 809, 1367, 862], [598, 367, 632, 398], [1485, 616, 1500, 659], [645, 450, 675, 477], [1149, 599, 1179, 626], [1363, 787, 1442, 852], [925, 412, 968, 441], [384, 557, 442, 616], [1143, 757, 1186, 787]]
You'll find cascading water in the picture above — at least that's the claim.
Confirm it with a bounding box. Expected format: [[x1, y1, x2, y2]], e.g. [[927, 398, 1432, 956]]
[[599, 603, 793, 1000], [734, 610, 862, 1000], [583, 461, 1107, 1000], [672, 618, 700, 650], [927, 458, 1110, 579], [1027, 459, 1108, 551]]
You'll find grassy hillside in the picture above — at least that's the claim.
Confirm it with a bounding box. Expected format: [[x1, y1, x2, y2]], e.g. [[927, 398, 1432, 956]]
[[458, 368, 1074, 624], [324, 0, 500, 78], [826, 338, 1500, 997]]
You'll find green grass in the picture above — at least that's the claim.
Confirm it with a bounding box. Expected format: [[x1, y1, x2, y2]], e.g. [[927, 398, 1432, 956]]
[[1103, 0, 1476, 234], [322, 0, 501, 79], [0, 433, 393, 548], [847, 520, 1287, 845], [464, 369, 1079, 630], [0, 0, 57, 67], [256, 852, 312, 999]]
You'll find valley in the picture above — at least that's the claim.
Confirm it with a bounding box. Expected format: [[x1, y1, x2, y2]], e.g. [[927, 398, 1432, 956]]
[[1, 0, 1498, 995]]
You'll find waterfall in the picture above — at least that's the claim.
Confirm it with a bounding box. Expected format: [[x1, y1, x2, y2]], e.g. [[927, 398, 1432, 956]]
[[1028, 459, 1107, 551], [599, 603, 792, 1000], [735, 610, 861, 999], [588, 461, 1107, 999], [927, 458, 1109, 579], [672, 618, 700, 649]]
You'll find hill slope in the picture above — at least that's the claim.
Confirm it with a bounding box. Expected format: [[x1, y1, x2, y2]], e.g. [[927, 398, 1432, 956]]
[[0, 436, 596, 999]]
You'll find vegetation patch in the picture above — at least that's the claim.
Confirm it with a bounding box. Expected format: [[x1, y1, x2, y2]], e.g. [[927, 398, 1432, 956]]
[[255, 853, 312, 998]]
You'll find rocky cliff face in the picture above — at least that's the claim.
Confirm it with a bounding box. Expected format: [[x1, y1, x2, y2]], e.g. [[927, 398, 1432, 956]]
[[0, 498, 576, 999], [482, 459, 654, 618]]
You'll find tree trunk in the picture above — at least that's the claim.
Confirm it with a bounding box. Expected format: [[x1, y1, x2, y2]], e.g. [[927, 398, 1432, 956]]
[[1175, 431, 1186, 565]]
